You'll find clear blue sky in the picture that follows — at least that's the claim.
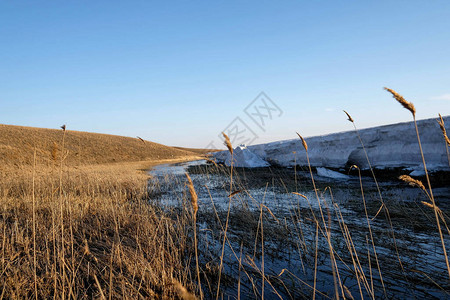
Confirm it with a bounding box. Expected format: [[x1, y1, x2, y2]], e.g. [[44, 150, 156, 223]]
[[1, 1, 450, 148]]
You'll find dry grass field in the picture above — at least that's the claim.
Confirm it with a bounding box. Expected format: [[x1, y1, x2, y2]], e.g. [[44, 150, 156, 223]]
[[0, 124, 204, 299]]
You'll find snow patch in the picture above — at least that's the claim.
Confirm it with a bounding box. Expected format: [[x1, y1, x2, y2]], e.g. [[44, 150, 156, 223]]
[[409, 169, 426, 176], [224, 145, 270, 168]]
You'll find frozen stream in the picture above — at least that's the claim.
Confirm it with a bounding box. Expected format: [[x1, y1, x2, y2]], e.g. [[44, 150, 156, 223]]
[[149, 160, 450, 299]]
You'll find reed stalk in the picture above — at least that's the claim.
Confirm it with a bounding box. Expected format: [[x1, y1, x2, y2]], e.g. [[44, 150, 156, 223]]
[[296, 132, 344, 299], [216, 132, 234, 300], [344, 109, 405, 293], [351, 165, 384, 298], [185, 173, 202, 299], [385, 87, 450, 279], [437, 114, 450, 167], [32, 149, 38, 300], [59, 125, 67, 299]]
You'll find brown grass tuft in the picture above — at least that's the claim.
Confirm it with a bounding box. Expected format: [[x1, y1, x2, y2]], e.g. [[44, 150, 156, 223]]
[[384, 87, 416, 117], [51, 142, 59, 162], [174, 281, 198, 300]]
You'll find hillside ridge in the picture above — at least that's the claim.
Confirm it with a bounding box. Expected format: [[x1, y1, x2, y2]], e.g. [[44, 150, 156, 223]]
[[0, 123, 202, 166]]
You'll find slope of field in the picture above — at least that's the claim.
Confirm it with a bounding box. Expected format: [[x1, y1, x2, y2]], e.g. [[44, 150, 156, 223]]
[[0, 124, 200, 166]]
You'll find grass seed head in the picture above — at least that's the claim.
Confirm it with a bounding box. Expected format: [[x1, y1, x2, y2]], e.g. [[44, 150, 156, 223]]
[[296, 132, 308, 152], [350, 165, 359, 171], [222, 132, 233, 155], [343, 110, 354, 123], [399, 174, 426, 191], [228, 190, 242, 198], [437, 114, 450, 146], [292, 192, 308, 199], [205, 158, 219, 168], [421, 201, 435, 209], [185, 173, 198, 215], [384, 87, 416, 117]]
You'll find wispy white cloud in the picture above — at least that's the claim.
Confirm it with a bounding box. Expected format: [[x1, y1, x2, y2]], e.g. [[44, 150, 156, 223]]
[[325, 107, 334, 112], [430, 94, 450, 101]]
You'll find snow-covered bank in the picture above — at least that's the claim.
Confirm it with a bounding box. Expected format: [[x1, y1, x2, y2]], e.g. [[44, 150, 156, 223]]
[[223, 144, 269, 168], [214, 116, 450, 171]]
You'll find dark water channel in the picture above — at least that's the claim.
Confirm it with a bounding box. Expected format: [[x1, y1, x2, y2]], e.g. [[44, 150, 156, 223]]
[[149, 160, 450, 299]]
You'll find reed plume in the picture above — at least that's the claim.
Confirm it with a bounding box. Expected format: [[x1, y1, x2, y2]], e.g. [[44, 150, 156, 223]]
[[398, 175, 426, 192], [296, 132, 308, 152], [222, 132, 233, 155], [384, 87, 416, 117], [185, 173, 198, 215], [437, 114, 450, 146], [343, 110, 354, 123]]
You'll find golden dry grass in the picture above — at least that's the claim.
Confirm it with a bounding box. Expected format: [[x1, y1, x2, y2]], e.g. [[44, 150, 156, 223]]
[[1, 163, 197, 298], [0, 124, 203, 299]]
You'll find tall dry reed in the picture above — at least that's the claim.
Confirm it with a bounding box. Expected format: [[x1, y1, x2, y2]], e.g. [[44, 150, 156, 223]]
[[385, 87, 450, 279], [185, 173, 202, 299]]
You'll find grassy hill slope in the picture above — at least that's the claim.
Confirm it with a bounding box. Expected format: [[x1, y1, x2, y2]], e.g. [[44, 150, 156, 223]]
[[0, 124, 200, 166]]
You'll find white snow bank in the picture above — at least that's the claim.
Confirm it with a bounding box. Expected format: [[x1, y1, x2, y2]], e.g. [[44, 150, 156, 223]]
[[316, 167, 350, 179], [223, 145, 270, 168], [214, 116, 450, 171]]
